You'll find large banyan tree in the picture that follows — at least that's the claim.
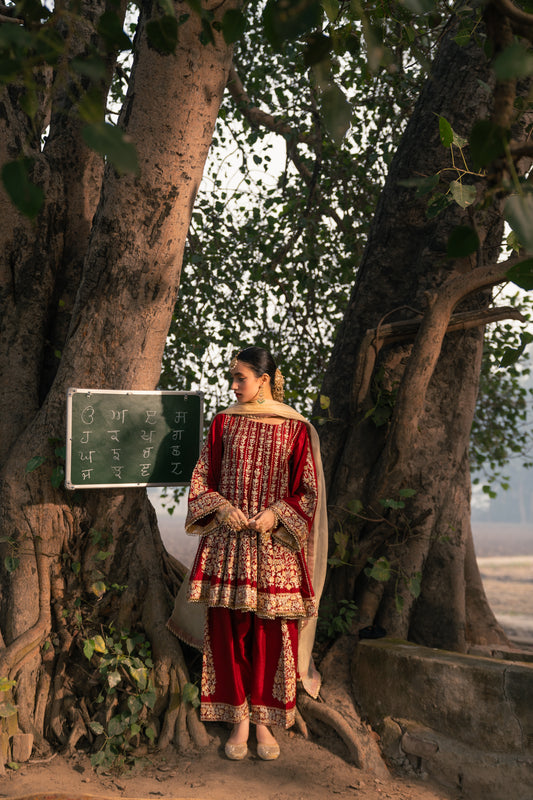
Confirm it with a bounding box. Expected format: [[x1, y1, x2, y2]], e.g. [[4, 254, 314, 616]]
[[1, 0, 532, 774]]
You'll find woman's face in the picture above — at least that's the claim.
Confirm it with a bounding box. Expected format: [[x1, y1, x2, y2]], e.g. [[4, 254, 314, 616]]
[[230, 360, 268, 403]]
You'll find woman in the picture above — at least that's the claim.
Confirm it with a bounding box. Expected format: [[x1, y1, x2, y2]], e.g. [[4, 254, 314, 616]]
[[168, 347, 327, 761]]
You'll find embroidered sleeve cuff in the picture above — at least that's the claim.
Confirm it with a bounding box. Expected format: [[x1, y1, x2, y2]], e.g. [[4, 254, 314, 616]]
[[269, 499, 307, 549], [272, 526, 300, 551], [186, 495, 230, 536]]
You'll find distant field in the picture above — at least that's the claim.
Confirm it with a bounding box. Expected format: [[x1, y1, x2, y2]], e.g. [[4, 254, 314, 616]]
[[472, 521, 533, 557]]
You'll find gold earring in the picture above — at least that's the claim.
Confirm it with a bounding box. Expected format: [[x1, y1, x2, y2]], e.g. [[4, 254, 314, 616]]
[[257, 384, 265, 404]]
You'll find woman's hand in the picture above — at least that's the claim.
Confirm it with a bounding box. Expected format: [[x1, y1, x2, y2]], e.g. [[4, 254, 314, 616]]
[[248, 509, 277, 535], [216, 503, 249, 531]]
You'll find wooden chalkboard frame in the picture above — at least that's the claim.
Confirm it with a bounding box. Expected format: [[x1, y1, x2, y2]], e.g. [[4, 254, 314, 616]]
[[65, 388, 203, 489]]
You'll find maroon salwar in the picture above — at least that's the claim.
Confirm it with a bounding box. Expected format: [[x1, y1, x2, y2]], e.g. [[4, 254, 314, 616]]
[[185, 413, 318, 728], [201, 608, 299, 727]]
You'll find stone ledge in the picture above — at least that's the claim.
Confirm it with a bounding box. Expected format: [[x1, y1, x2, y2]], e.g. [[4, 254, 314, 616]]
[[352, 638, 533, 799]]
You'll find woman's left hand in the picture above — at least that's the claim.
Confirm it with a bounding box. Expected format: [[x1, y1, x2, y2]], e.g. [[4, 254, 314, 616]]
[[248, 509, 277, 535]]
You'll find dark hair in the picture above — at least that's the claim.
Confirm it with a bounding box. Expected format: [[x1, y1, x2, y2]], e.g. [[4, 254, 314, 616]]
[[236, 346, 277, 387]]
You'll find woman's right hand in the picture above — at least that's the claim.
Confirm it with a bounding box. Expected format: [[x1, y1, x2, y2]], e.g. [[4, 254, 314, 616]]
[[216, 503, 249, 531]]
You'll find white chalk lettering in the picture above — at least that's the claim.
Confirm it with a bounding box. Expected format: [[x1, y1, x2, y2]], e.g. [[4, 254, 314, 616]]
[[79, 451, 96, 463], [81, 405, 95, 425], [80, 431, 92, 444], [174, 411, 188, 423], [171, 445, 181, 457], [139, 463, 151, 477], [171, 462, 182, 476], [110, 409, 128, 424], [81, 469, 94, 480], [107, 430, 120, 442], [140, 430, 155, 442], [144, 410, 157, 425], [111, 448, 121, 461], [111, 466, 124, 478], [142, 447, 154, 459], [171, 429, 184, 441]]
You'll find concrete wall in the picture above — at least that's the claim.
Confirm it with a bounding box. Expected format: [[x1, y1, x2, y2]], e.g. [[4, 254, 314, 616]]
[[352, 639, 533, 798]]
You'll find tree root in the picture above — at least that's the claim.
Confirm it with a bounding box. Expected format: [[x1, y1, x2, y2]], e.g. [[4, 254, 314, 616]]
[[297, 636, 389, 779]]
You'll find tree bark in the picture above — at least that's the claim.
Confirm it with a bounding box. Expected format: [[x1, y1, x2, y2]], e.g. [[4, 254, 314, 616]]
[[0, 0, 234, 751], [317, 12, 529, 651]]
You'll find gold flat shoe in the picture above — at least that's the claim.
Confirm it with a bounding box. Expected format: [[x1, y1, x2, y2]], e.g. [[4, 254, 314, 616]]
[[225, 741, 248, 760], [257, 741, 280, 760]]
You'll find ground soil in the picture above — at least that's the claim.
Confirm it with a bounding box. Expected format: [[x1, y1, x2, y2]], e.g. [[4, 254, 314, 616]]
[[0, 724, 460, 800]]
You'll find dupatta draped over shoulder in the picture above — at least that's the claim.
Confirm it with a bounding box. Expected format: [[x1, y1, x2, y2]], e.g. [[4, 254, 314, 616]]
[[167, 399, 328, 698]]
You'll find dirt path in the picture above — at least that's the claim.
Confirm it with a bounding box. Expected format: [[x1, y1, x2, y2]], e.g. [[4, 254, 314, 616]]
[[1, 726, 460, 800]]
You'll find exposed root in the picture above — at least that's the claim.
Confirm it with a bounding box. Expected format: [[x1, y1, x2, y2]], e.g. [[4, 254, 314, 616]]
[[297, 636, 389, 779]]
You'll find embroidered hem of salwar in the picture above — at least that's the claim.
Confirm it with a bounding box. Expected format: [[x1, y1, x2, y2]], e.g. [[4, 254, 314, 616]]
[[200, 700, 249, 724], [250, 703, 295, 728], [200, 701, 295, 729], [187, 591, 316, 619]]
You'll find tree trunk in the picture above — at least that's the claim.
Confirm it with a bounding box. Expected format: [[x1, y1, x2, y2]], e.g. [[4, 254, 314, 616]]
[[318, 13, 529, 651], [0, 0, 234, 753]]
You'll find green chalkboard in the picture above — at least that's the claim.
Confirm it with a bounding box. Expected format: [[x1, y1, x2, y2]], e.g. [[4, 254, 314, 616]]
[[66, 388, 203, 489]]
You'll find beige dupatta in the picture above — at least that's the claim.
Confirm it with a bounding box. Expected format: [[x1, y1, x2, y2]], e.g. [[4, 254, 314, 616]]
[[167, 399, 328, 699]]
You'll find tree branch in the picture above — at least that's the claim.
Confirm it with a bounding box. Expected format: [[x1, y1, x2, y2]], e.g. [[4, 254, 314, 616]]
[[491, 0, 533, 39], [384, 255, 530, 474]]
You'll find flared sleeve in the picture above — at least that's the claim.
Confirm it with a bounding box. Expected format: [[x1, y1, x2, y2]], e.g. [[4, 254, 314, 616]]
[[270, 423, 318, 551], [185, 414, 228, 535]]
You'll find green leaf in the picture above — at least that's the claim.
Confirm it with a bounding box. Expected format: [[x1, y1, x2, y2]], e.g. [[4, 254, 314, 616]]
[[182, 682, 200, 707], [367, 556, 391, 582], [449, 180, 476, 209], [145, 725, 156, 741], [2, 160, 44, 219], [89, 720, 105, 735], [221, 9, 246, 43], [505, 194, 533, 254], [97, 10, 132, 52], [71, 55, 107, 80], [90, 580, 107, 597], [303, 32, 331, 67], [0, 702, 17, 718], [446, 225, 479, 257], [493, 42, 533, 80], [438, 116, 453, 147], [107, 670, 122, 689], [4, 555, 19, 573], [399, 0, 435, 12], [348, 498, 363, 514], [25, 455, 46, 473], [319, 394, 330, 409], [83, 639, 95, 660], [398, 174, 439, 196], [320, 83, 352, 143], [263, 0, 322, 51], [51, 465, 64, 489], [321, 0, 339, 21], [129, 666, 149, 690], [127, 695, 143, 715], [426, 192, 451, 219], [398, 488, 417, 498], [408, 573, 421, 598], [379, 497, 405, 509], [146, 15, 179, 54], [108, 714, 128, 736], [506, 258, 533, 290], [469, 120, 507, 170], [82, 123, 139, 176]]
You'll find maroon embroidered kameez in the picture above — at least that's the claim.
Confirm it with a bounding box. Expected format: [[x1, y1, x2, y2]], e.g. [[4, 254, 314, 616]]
[[185, 413, 318, 727]]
